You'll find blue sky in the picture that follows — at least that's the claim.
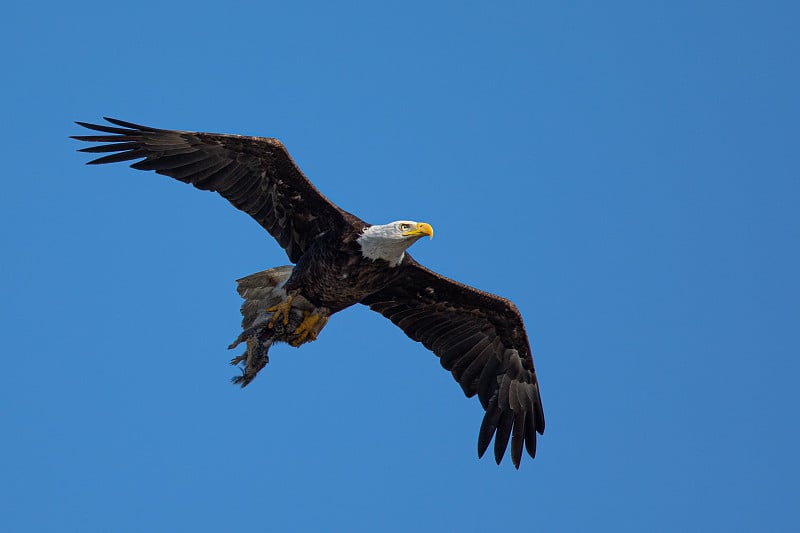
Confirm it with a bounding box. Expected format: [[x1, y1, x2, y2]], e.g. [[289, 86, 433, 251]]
[[2, 1, 798, 531]]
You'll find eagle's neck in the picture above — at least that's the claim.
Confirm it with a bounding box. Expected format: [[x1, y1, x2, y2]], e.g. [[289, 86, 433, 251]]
[[357, 225, 409, 267]]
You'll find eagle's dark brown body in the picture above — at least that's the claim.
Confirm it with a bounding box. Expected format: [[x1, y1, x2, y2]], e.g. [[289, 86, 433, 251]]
[[73, 118, 545, 468], [284, 225, 403, 312]]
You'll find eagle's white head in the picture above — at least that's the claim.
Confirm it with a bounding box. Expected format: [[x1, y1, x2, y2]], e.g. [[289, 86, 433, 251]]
[[357, 220, 434, 266]]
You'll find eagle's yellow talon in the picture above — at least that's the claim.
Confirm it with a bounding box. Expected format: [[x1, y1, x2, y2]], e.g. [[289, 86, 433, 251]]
[[290, 311, 327, 346], [265, 294, 295, 327]]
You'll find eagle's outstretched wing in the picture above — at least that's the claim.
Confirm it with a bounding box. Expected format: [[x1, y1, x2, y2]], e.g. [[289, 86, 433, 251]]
[[72, 118, 355, 263], [361, 257, 545, 468]]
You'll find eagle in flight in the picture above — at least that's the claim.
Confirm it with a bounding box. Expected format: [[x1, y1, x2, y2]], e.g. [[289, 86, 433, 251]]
[[73, 118, 545, 468]]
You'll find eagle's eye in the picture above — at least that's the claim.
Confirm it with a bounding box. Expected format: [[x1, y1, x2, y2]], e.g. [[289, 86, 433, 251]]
[[399, 223, 411, 231]]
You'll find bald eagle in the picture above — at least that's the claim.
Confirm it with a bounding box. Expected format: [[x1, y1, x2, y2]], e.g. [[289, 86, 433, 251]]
[[72, 118, 545, 468]]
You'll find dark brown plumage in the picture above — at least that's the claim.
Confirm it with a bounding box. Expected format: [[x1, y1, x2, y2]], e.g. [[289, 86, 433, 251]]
[[361, 261, 545, 465], [72, 117, 545, 468], [74, 117, 356, 263]]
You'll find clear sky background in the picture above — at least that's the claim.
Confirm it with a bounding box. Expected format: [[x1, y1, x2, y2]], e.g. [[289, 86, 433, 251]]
[[2, 1, 798, 532]]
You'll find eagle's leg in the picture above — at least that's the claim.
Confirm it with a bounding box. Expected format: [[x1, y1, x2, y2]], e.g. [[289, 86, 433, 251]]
[[290, 309, 330, 347], [265, 293, 295, 327]]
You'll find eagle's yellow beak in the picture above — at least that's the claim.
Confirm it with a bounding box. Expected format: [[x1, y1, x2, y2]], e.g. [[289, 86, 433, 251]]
[[403, 222, 434, 239]]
